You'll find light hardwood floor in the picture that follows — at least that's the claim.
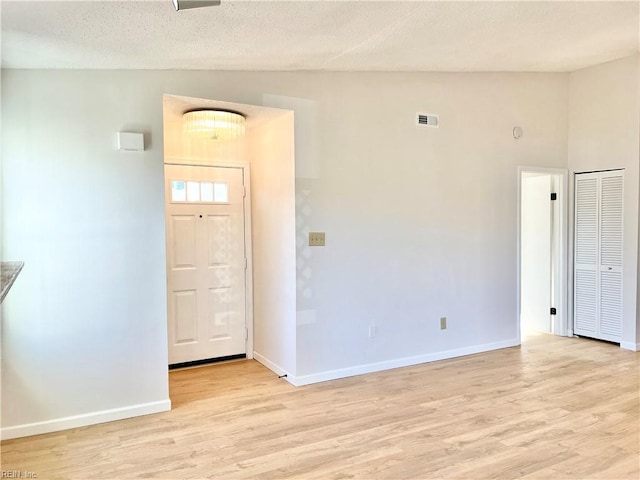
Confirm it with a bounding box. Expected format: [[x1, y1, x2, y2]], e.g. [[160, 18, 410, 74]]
[[2, 333, 639, 479]]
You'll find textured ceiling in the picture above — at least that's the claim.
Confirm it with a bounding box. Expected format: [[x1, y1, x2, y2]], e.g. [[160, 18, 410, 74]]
[[1, 1, 638, 72]]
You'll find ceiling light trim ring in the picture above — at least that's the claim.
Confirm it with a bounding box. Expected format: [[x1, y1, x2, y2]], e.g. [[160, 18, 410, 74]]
[[182, 109, 246, 141]]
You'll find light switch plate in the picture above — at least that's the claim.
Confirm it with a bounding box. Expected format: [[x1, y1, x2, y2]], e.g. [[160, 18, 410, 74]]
[[309, 232, 325, 246]]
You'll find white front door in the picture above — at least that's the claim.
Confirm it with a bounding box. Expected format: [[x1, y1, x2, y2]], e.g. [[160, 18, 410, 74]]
[[165, 165, 247, 365]]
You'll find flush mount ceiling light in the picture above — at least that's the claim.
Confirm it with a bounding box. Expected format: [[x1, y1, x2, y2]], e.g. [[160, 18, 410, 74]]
[[183, 109, 246, 141], [172, 0, 221, 11]]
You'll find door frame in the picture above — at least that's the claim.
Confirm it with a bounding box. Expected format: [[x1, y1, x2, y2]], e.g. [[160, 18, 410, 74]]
[[516, 166, 569, 342], [164, 157, 254, 360]]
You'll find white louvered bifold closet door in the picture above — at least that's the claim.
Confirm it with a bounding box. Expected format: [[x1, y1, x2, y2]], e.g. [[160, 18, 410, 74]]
[[574, 170, 624, 342], [574, 174, 598, 336]]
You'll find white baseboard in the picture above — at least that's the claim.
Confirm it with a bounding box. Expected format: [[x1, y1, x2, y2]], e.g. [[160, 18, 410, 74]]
[[1, 399, 171, 440], [253, 352, 296, 385], [294, 338, 520, 386], [620, 341, 640, 352]]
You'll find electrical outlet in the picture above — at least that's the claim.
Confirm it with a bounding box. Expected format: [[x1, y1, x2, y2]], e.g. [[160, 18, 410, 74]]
[[369, 325, 377, 338], [440, 317, 447, 330], [309, 232, 325, 246]]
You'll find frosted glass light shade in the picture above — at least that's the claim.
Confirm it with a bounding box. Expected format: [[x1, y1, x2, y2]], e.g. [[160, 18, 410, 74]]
[[183, 110, 246, 141]]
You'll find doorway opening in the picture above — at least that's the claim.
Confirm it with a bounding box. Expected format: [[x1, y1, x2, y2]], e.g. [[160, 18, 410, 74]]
[[161, 93, 298, 382], [518, 167, 568, 341]]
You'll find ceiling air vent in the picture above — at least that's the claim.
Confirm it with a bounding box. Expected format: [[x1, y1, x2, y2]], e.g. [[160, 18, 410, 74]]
[[416, 113, 439, 128]]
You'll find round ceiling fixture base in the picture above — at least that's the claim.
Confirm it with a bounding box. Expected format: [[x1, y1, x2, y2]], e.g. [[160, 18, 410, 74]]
[[173, 1, 222, 11]]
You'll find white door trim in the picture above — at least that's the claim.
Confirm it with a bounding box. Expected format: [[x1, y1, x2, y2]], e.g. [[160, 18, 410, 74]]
[[164, 159, 254, 360], [516, 166, 569, 342]]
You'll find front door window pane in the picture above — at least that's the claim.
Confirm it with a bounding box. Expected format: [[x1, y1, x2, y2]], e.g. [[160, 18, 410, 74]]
[[171, 181, 186, 201]]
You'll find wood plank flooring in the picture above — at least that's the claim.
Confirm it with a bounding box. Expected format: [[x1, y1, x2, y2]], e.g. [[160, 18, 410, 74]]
[[2, 333, 639, 479]]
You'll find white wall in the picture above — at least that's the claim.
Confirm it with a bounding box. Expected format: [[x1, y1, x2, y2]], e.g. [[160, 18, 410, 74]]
[[568, 55, 640, 350], [291, 73, 569, 381], [1, 71, 171, 438], [2, 69, 569, 436], [249, 114, 297, 378]]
